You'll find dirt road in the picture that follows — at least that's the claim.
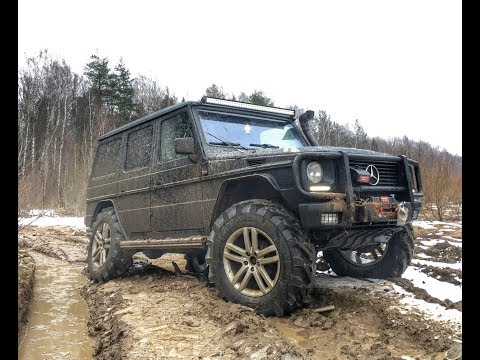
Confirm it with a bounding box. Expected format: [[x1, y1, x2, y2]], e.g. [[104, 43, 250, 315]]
[[18, 224, 462, 360]]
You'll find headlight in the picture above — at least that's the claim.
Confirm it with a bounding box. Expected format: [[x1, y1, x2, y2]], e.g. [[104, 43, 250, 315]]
[[307, 161, 323, 183]]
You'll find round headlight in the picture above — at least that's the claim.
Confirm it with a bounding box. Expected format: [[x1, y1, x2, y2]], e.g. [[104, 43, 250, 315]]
[[307, 161, 323, 183]]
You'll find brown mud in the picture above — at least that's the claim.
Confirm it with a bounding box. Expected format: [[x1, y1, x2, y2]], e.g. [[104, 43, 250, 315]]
[[19, 225, 462, 359], [417, 265, 462, 286], [422, 242, 462, 264], [18, 249, 35, 343]]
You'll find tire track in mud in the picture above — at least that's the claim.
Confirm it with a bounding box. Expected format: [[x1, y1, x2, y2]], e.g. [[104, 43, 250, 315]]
[[84, 257, 461, 360]]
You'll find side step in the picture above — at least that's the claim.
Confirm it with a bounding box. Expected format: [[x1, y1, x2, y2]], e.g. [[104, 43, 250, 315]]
[[120, 236, 206, 250]]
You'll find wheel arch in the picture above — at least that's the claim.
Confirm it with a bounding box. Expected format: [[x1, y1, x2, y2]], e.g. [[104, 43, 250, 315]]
[[209, 174, 289, 229], [90, 199, 130, 240]]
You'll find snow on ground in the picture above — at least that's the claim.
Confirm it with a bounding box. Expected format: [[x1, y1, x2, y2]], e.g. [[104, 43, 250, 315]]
[[411, 258, 462, 270], [402, 267, 462, 302], [317, 274, 462, 327], [413, 220, 462, 229], [413, 221, 436, 230], [391, 284, 462, 326], [415, 253, 432, 259], [447, 241, 462, 248], [419, 239, 443, 247], [18, 210, 85, 230]]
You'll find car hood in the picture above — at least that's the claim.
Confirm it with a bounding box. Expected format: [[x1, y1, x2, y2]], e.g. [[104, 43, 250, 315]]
[[208, 145, 395, 159]]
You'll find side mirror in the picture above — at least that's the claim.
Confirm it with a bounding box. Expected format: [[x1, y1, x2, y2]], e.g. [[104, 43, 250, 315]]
[[175, 137, 195, 154]]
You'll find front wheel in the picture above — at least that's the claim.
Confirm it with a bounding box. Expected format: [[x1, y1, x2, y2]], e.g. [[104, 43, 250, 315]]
[[323, 230, 413, 279], [86, 207, 133, 282], [206, 200, 315, 316]]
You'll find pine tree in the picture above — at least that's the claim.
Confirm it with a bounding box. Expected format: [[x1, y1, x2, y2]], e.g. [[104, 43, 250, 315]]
[[110, 59, 137, 124], [84, 55, 113, 105], [248, 90, 274, 106], [204, 84, 226, 99]]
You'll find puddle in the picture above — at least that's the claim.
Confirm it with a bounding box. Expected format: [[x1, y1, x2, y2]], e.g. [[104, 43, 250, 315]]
[[18, 252, 93, 359]]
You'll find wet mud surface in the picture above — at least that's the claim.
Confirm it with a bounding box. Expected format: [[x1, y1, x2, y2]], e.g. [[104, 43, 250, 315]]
[[18, 249, 35, 343], [18, 228, 93, 359], [18, 225, 462, 359]]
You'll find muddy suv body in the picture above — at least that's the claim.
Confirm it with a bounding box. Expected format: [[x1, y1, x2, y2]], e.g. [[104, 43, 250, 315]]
[[85, 97, 423, 315]]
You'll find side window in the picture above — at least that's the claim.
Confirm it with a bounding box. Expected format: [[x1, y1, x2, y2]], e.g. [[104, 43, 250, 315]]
[[159, 112, 193, 162], [125, 125, 153, 171], [92, 138, 121, 178]]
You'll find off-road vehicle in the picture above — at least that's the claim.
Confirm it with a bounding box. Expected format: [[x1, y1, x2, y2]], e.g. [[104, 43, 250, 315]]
[[85, 97, 423, 315]]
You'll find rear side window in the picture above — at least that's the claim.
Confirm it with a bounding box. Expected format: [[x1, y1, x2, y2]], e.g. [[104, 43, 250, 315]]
[[159, 112, 193, 162], [92, 138, 121, 178], [125, 125, 153, 171]]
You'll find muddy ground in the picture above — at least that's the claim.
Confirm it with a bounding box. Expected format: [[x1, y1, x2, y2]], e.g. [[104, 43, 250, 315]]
[[18, 248, 35, 343], [18, 225, 462, 360]]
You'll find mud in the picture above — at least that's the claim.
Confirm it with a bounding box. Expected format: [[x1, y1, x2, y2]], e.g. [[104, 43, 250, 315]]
[[18, 225, 462, 359], [18, 248, 35, 343], [422, 242, 462, 264], [18, 227, 93, 359], [417, 265, 462, 286], [82, 257, 461, 360], [18, 226, 89, 264]]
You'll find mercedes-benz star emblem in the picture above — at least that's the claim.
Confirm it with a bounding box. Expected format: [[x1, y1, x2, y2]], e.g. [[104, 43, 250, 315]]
[[365, 165, 380, 185]]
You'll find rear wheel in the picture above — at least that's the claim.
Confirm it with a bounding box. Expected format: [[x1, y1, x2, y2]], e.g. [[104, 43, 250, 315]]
[[86, 207, 133, 282], [323, 230, 413, 279], [206, 200, 315, 316]]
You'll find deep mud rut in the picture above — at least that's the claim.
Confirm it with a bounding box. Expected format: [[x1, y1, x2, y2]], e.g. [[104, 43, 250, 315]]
[[18, 225, 462, 360]]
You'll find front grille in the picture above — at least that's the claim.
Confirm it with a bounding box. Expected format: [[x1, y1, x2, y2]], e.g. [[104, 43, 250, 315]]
[[349, 158, 401, 187]]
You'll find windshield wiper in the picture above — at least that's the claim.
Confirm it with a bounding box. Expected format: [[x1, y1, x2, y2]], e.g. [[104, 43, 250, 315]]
[[249, 143, 280, 149], [206, 132, 247, 153]]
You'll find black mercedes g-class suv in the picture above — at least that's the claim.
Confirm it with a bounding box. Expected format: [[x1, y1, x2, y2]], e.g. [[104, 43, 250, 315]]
[[85, 97, 423, 315]]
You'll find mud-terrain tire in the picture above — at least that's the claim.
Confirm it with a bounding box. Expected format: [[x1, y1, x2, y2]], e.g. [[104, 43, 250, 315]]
[[323, 229, 413, 279], [86, 207, 133, 282], [206, 200, 315, 316], [185, 251, 208, 274]]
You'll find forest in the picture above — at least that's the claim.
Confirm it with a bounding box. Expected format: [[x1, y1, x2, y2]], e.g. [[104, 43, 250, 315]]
[[18, 51, 461, 220]]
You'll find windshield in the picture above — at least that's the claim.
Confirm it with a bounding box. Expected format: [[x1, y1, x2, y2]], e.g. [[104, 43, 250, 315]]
[[198, 111, 304, 149]]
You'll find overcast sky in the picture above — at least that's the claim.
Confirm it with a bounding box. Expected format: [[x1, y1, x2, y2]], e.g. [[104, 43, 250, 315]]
[[18, 0, 461, 155]]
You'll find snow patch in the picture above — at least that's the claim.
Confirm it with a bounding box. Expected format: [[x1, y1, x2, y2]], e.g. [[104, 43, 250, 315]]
[[415, 253, 432, 259], [18, 214, 85, 230], [447, 241, 462, 248], [411, 259, 462, 270], [391, 284, 462, 326], [420, 239, 443, 247], [402, 267, 462, 302], [413, 221, 436, 229], [413, 220, 462, 229]]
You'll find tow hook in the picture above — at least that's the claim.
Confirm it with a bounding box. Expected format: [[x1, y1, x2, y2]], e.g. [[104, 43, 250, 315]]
[[397, 202, 408, 225]]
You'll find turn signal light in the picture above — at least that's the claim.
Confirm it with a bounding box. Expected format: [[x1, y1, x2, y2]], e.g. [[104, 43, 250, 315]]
[[358, 175, 370, 183]]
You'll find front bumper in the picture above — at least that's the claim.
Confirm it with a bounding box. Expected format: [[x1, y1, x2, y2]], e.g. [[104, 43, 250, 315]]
[[298, 199, 413, 229], [292, 151, 423, 229]]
